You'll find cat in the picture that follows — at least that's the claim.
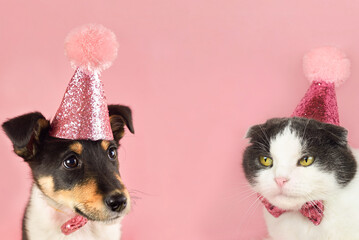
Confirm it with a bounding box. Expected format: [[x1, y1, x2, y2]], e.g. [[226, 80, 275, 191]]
[[242, 117, 359, 240]]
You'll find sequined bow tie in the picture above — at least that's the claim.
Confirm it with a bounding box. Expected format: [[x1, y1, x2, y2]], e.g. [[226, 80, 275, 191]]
[[258, 194, 324, 225], [61, 215, 88, 235]]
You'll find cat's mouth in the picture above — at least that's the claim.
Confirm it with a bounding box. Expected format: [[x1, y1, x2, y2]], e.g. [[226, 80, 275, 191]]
[[275, 192, 296, 198], [274, 186, 303, 198], [270, 193, 307, 210]]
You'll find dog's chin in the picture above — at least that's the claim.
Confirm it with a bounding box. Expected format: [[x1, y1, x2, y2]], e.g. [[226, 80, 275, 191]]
[[74, 207, 125, 224], [101, 216, 125, 225]]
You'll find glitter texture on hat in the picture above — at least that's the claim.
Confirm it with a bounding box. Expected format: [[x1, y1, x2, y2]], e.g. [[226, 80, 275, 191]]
[[291, 47, 350, 125], [50, 69, 113, 140], [50, 24, 119, 141]]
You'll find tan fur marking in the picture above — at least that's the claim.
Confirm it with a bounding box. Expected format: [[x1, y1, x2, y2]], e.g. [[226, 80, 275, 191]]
[[115, 174, 130, 199], [115, 174, 124, 186], [115, 174, 131, 214], [38, 176, 55, 196], [101, 140, 111, 151], [69, 142, 83, 155], [38, 175, 131, 219], [34, 118, 50, 140], [37, 118, 49, 129], [38, 177, 109, 220], [14, 147, 27, 156], [110, 115, 125, 140]]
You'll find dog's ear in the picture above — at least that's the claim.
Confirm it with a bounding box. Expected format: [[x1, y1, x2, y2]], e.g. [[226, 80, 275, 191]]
[[108, 105, 135, 142], [2, 112, 50, 160]]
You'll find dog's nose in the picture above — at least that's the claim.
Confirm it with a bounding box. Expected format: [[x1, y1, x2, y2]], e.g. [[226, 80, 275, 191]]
[[105, 194, 127, 212]]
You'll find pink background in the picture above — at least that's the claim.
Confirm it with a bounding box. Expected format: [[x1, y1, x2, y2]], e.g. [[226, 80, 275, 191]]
[[1, 1, 359, 239]]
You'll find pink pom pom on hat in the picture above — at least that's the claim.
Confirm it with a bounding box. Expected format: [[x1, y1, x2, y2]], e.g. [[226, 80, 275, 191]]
[[292, 47, 351, 125], [50, 24, 119, 141], [65, 24, 119, 72]]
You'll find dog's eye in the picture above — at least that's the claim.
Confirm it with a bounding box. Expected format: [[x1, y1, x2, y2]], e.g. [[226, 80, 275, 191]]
[[63, 155, 79, 169], [108, 147, 117, 160]]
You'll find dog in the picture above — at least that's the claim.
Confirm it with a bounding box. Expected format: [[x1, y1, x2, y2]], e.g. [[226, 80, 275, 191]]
[[2, 104, 134, 240]]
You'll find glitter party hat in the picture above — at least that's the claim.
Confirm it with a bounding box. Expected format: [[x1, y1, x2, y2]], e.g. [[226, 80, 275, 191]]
[[50, 24, 119, 140], [291, 47, 350, 125]]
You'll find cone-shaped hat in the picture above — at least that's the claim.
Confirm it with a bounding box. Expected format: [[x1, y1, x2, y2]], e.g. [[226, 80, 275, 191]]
[[291, 47, 350, 125], [50, 24, 119, 140]]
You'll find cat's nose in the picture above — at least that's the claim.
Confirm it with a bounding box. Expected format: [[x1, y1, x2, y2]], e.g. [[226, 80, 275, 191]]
[[275, 177, 288, 187]]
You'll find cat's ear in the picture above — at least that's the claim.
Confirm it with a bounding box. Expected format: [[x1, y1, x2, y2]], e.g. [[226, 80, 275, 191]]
[[321, 123, 348, 146], [108, 105, 135, 143], [245, 118, 285, 140], [245, 124, 263, 140], [2, 112, 50, 160]]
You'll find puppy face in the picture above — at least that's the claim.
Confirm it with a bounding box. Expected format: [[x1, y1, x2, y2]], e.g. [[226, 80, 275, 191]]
[[35, 139, 130, 221], [2, 105, 134, 222]]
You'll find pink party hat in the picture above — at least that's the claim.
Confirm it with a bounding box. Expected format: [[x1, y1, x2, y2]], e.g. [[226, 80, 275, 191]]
[[50, 24, 119, 140], [291, 47, 351, 125]]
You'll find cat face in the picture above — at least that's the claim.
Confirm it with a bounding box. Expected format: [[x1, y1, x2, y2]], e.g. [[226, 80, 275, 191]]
[[243, 117, 356, 210]]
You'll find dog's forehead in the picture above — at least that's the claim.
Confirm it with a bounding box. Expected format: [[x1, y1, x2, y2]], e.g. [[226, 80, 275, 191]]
[[46, 138, 115, 152], [77, 140, 115, 150]]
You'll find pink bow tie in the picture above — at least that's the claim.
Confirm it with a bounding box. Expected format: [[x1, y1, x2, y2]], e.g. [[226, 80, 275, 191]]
[[258, 194, 324, 225], [61, 215, 88, 235]]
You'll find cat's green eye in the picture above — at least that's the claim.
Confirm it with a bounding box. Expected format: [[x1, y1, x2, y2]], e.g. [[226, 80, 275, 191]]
[[259, 156, 273, 167], [299, 156, 315, 167]]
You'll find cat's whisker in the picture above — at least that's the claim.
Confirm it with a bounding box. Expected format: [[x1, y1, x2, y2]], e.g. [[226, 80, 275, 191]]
[[302, 192, 334, 222], [230, 182, 255, 188], [236, 188, 257, 196], [250, 127, 270, 147], [235, 195, 263, 238], [252, 141, 269, 151], [225, 182, 253, 191], [246, 198, 262, 225], [259, 125, 270, 145], [301, 118, 311, 144], [222, 189, 258, 202], [237, 195, 262, 227]]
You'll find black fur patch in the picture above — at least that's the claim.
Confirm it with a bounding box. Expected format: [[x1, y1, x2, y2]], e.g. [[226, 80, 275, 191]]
[[243, 117, 356, 186]]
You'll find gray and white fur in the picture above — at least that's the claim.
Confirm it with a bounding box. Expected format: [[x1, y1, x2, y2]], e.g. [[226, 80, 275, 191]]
[[243, 117, 359, 240]]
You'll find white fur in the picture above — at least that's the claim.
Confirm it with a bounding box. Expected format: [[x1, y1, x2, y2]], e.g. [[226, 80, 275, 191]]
[[252, 125, 359, 240], [26, 185, 123, 240]]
